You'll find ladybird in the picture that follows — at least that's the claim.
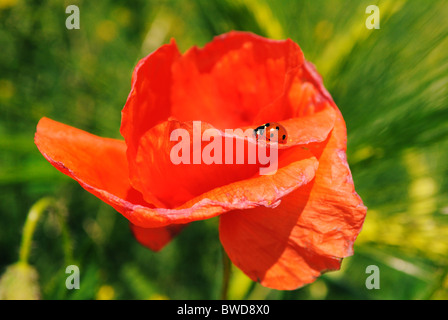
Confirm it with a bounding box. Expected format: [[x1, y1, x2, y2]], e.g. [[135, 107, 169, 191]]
[[253, 122, 287, 144]]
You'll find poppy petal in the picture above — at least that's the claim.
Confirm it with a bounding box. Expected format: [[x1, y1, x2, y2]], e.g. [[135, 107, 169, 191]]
[[34, 117, 183, 249], [169, 31, 304, 129], [35, 118, 319, 229], [219, 110, 366, 290], [279, 102, 336, 146], [252, 64, 327, 124], [120, 39, 181, 194], [130, 223, 185, 252], [219, 199, 342, 290], [35, 117, 164, 207]]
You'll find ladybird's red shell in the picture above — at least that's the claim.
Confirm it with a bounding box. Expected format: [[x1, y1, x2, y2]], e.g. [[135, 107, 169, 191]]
[[254, 122, 288, 144]]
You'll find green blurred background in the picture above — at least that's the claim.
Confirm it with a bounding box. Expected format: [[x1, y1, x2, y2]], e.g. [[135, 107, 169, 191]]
[[1, 0, 447, 300]]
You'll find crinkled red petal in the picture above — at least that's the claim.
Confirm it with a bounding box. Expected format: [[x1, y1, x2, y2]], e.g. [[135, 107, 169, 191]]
[[34, 117, 184, 250], [219, 110, 366, 290]]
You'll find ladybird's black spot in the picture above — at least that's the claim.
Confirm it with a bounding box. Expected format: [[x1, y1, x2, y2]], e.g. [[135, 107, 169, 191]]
[[282, 134, 286, 140], [276, 126, 279, 130], [265, 123, 270, 127], [254, 126, 266, 138]]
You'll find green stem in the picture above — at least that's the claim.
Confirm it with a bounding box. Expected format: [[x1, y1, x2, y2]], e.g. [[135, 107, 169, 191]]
[[59, 217, 74, 265], [18, 197, 55, 264], [56, 204, 74, 265], [221, 249, 231, 300]]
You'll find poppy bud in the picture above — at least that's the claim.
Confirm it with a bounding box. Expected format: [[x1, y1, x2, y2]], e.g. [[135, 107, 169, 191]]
[[0, 262, 41, 300]]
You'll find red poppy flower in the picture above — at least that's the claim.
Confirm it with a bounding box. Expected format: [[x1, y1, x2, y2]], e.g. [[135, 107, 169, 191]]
[[35, 31, 366, 290]]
